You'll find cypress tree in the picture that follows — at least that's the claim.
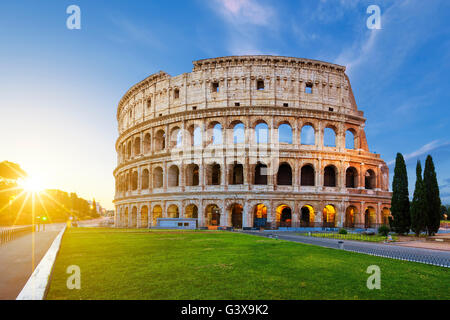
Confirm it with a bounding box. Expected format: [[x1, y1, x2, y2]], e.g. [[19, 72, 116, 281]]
[[410, 161, 427, 236], [423, 155, 441, 235], [390, 153, 410, 234]]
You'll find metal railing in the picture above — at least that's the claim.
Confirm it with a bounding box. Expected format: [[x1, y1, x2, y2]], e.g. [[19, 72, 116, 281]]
[[0, 226, 33, 245]]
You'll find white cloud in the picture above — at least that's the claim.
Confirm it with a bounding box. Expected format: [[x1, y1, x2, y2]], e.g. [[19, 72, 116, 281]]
[[208, 0, 278, 55], [387, 140, 450, 166]]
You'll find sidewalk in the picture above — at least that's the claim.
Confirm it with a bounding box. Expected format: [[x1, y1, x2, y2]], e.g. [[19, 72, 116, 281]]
[[0, 224, 64, 300]]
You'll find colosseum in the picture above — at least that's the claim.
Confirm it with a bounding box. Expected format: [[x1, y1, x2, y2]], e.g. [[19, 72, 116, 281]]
[[113, 55, 392, 230]]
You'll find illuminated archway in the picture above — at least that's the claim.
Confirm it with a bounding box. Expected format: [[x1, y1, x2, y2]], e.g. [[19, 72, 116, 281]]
[[167, 204, 179, 218], [364, 207, 376, 228], [382, 207, 390, 226], [253, 204, 267, 228], [276, 205, 292, 227], [140, 206, 148, 228], [300, 205, 315, 227], [230, 203, 243, 229], [205, 204, 220, 226], [322, 205, 336, 227], [152, 205, 162, 226], [345, 206, 357, 228]]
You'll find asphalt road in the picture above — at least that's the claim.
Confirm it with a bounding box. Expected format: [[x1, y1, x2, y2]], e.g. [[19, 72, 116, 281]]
[[243, 231, 450, 267], [0, 224, 64, 300]]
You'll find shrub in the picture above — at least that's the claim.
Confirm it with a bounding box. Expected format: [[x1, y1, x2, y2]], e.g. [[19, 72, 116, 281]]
[[378, 225, 390, 237], [338, 228, 347, 235]]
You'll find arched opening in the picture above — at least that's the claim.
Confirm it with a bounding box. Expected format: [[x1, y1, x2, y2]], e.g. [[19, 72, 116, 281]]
[[254, 162, 268, 185], [382, 207, 390, 225], [134, 137, 141, 155], [277, 163, 292, 185], [152, 205, 162, 226], [364, 207, 376, 228], [322, 205, 336, 228], [127, 141, 132, 159], [255, 122, 269, 144], [168, 165, 180, 187], [207, 163, 221, 185], [345, 206, 356, 228], [233, 122, 245, 144], [278, 123, 292, 144], [301, 164, 315, 186], [324, 165, 337, 187], [300, 205, 315, 227], [167, 205, 179, 218], [141, 206, 148, 228], [230, 204, 243, 229], [301, 125, 315, 145], [345, 130, 356, 149], [186, 164, 199, 186], [205, 204, 220, 226], [125, 173, 130, 191], [123, 207, 128, 227], [276, 205, 292, 228], [365, 169, 376, 189], [323, 127, 336, 147], [253, 204, 267, 228], [131, 171, 138, 190], [185, 204, 198, 219], [141, 169, 149, 189], [170, 127, 182, 148], [193, 126, 202, 146], [346, 167, 358, 188], [153, 167, 163, 188], [211, 123, 223, 145], [155, 130, 166, 151], [144, 133, 151, 154], [131, 206, 137, 228], [231, 162, 244, 185]]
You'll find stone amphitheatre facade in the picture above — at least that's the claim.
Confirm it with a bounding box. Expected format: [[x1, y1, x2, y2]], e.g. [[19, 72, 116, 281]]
[[113, 55, 391, 230]]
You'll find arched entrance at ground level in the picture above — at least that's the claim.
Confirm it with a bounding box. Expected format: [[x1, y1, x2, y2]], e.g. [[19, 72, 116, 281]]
[[253, 204, 268, 228], [185, 204, 198, 219], [345, 206, 356, 228], [364, 207, 376, 228], [300, 205, 315, 227], [140, 206, 148, 228], [205, 204, 220, 226], [276, 205, 292, 227], [382, 208, 390, 225], [322, 205, 336, 228], [152, 205, 162, 226], [167, 205, 179, 218], [131, 207, 137, 228], [123, 208, 128, 227], [230, 204, 243, 228]]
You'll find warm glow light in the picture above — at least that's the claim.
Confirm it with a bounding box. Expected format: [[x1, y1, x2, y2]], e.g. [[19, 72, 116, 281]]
[[19, 176, 45, 193]]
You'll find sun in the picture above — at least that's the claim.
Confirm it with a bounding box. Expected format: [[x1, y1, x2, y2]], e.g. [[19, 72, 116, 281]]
[[19, 176, 45, 193]]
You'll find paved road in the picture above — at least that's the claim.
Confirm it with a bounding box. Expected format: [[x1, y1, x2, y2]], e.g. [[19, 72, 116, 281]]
[[0, 224, 64, 300], [243, 231, 450, 267]]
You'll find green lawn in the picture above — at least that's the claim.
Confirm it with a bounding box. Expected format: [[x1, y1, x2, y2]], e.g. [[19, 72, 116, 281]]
[[46, 228, 449, 300], [296, 232, 398, 242]]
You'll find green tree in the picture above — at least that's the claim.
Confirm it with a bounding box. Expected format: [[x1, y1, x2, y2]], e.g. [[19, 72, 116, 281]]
[[410, 161, 427, 236], [423, 155, 441, 235], [390, 153, 410, 235]]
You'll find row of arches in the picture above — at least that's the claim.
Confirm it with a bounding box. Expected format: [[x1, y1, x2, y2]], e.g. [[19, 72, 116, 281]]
[[116, 163, 377, 191], [118, 121, 359, 162], [117, 203, 390, 229]]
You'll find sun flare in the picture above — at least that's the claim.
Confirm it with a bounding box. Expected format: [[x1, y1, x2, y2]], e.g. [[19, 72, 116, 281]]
[[19, 176, 45, 193]]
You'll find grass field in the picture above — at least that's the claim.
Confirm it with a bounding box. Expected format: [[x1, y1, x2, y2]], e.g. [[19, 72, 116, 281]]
[[297, 232, 398, 242], [46, 228, 449, 300]]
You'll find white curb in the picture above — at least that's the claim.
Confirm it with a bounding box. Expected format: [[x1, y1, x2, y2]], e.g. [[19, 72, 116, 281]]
[[16, 226, 66, 300]]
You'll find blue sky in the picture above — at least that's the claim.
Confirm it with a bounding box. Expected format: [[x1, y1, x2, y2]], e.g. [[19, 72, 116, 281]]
[[0, 0, 449, 209]]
